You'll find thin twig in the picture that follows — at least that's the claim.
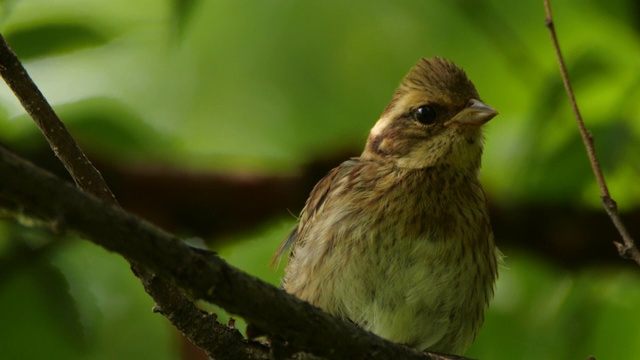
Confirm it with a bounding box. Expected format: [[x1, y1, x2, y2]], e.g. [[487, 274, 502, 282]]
[[0, 36, 117, 204], [543, 0, 640, 265]]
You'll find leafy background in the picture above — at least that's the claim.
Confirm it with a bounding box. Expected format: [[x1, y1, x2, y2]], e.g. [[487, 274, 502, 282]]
[[1, 0, 639, 359]]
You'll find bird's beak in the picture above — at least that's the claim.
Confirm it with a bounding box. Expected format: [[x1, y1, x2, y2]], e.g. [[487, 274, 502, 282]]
[[445, 99, 498, 127]]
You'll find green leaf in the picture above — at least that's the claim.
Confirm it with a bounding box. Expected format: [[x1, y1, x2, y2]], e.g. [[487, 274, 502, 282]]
[[56, 97, 172, 161], [170, 0, 200, 38], [0, 234, 85, 358], [5, 23, 109, 60]]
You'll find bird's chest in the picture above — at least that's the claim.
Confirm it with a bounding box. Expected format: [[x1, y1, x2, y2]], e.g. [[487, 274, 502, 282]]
[[338, 200, 481, 307], [330, 172, 491, 325]]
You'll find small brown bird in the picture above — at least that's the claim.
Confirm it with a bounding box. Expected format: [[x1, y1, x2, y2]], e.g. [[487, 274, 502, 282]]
[[275, 57, 500, 355]]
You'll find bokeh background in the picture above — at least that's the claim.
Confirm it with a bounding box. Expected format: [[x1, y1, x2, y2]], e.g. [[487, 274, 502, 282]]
[[1, 0, 640, 359]]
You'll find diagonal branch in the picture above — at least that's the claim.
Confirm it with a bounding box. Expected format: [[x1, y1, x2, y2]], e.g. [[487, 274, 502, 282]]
[[0, 36, 116, 204], [0, 32, 258, 359], [0, 146, 470, 360], [543, 0, 640, 265]]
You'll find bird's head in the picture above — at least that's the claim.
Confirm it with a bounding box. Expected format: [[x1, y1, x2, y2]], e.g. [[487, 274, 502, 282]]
[[362, 57, 497, 171]]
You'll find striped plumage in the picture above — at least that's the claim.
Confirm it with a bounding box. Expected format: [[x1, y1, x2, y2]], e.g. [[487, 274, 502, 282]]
[[275, 57, 500, 355]]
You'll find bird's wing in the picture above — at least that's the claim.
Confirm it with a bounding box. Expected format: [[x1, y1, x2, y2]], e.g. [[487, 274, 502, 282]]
[[271, 158, 359, 266]]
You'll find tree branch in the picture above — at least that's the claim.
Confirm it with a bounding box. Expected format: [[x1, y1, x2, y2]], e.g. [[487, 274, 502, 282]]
[[0, 36, 116, 204], [543, 0, 640, 265], [0, 147, 470, 360], [0, 32, 256, 359]]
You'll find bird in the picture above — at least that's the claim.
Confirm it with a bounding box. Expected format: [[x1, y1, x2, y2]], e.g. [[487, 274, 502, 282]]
[[274, 57, 500, 355]]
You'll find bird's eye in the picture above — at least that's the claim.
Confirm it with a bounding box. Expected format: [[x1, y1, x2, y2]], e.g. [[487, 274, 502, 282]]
[[413, 105, 437, 125]]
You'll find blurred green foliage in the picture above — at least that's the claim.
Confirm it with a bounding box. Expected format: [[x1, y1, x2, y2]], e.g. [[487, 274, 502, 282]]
[[1, 0, 639, 359]]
